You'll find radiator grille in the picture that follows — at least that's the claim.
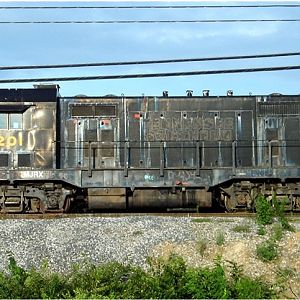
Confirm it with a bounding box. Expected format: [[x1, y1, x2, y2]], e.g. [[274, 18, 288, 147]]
[[71, 105, 93, 117], [95, 105, 116, 116], [71, 104, 116, 117], [258, 102, 300, 116]]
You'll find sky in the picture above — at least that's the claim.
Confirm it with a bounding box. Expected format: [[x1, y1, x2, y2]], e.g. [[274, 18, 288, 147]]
[[0, 0, 300, 97]]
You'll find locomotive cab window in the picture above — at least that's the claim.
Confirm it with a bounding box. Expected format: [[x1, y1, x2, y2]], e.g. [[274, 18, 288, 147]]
[[0, 114, 8, 129], [0, 114, 22, 130], [10, 114, 22, 129]]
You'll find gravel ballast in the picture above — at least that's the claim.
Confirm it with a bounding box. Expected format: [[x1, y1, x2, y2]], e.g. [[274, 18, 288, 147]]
[[0, 215, 299, 294]]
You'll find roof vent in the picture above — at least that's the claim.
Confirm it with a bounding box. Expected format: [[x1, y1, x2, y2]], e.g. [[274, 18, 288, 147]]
[[186, 90, 193, 97], [202, 90, 210, 96], [269, 93, 282, 96]]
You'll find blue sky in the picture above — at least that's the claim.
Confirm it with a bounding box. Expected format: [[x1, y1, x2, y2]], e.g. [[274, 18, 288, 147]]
[[0, 1, 300, 97]]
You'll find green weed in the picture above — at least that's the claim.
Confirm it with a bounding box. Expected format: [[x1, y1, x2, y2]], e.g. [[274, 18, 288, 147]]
[[132, 230, 143, 236], [232, 224, 251, 233], [255, 195, 274, 225], [256, 239, 278, 262], [255, 194, 295, 232], [257, 226, 266, 236], [272, 223, 283, 241], [196, 239, 207, 256], [272, 196, 295, 232], [191, 218, 212, 223], [216, 231, 225, 246]]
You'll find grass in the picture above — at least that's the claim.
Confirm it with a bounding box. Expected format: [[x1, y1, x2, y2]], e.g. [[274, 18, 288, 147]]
[[232, 224, 251, 233]]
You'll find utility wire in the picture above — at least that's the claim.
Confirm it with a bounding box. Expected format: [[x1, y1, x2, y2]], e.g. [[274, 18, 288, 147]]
[[1, 52, 300, 71], [0, 4, 300, 9], [1, 19, 300, 24], [1, 65, 299, 84]]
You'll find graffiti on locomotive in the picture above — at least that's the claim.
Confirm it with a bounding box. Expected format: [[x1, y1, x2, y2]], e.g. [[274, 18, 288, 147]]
[[0, 132, 23, 149], [146, 116, 234, 141]]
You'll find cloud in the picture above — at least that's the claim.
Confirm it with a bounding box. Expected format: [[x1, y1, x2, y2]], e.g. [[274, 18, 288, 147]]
[[130, 23, 279, 45]]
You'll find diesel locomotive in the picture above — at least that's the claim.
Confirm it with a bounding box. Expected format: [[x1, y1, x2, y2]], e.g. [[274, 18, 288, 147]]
[[0, 85, 300, 213]]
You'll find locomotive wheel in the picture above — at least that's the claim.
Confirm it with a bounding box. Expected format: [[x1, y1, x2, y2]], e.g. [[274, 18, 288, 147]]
[[224, 195, 237, 212], [39, 201, 46, 214]]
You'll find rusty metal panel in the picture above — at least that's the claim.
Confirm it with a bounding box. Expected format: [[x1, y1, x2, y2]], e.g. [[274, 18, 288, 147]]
[[128, 113, 142, 167], [236, 111, 253, 167], [285, 118, 300, 166], [61, 98, 120, 169]]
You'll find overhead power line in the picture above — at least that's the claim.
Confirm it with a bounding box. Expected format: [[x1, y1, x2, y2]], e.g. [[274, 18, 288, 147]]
[[0, 4, 300, 9], [1, 19, 300, 24], [1, 52, 300, 71], [0, 65, 299, 84]]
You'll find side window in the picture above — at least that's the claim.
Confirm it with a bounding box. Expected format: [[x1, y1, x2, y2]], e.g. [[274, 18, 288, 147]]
[[0, 114, 8, 129], [9, 114, 22, 129]]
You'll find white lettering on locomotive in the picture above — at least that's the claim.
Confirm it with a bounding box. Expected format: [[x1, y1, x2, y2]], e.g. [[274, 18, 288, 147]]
[[20, 171, 55, 179]]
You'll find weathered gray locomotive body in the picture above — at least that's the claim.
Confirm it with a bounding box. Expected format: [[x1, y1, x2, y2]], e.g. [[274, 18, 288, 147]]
[[1, 86, 300, 212]]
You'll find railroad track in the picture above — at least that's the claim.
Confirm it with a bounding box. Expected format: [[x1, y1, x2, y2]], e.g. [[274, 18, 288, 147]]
[[0, 211, 298, 220]]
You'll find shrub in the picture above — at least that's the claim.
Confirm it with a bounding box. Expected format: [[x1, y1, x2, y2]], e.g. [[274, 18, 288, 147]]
[[227, 261, 275, 298], [0, 255, 276, 299], [256, 240, 278, 262], [231, 275, 275, 299], [183, 263, 230, 299]]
